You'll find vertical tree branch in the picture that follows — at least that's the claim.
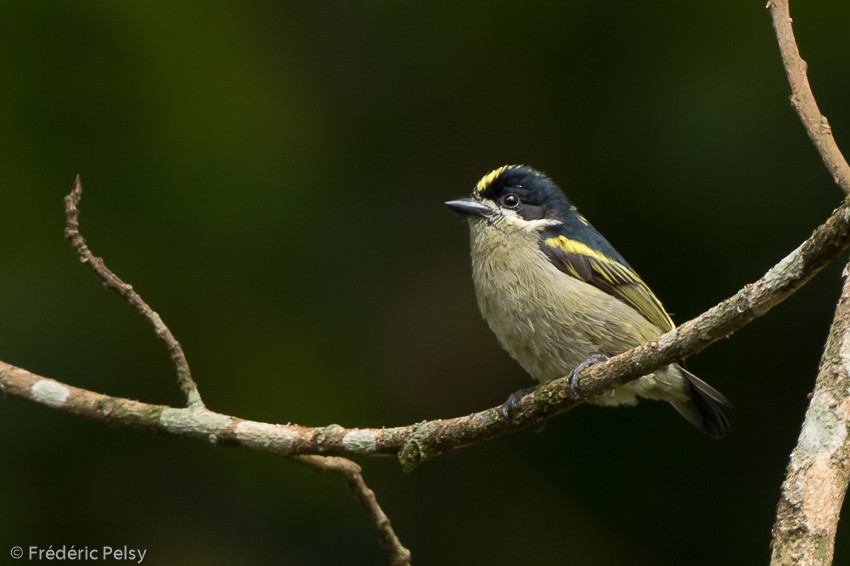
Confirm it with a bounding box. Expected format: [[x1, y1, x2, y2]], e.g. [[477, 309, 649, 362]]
[[770, 265, 850, 565], [768, 1, 850, 564]]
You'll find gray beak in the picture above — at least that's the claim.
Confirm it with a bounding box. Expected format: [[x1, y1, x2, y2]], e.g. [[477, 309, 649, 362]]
[[445, 198, 491, 217]]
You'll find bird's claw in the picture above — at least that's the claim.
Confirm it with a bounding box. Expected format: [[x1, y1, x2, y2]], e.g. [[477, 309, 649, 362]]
[[500, 386, 537, 422], [568, 354, 610, 399]]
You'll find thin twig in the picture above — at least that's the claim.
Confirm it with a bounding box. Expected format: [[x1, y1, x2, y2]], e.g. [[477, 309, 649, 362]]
[[63, 175, 204, 409], [294, 456, 412, 566], [62, 176, 412, 565], [768, 0, 850, 195]]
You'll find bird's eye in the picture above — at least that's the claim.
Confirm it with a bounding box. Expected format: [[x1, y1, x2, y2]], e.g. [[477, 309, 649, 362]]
[[501, 193, 521, 209]]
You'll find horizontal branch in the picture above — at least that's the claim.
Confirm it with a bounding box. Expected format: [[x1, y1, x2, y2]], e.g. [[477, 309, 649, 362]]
[[2, 193, 850, 469]]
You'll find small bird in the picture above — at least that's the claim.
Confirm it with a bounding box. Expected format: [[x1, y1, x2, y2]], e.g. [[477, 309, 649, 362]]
[[446, 165, 730, 438]]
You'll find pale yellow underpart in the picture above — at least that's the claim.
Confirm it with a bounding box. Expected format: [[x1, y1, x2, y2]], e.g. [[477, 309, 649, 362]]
[[467, 207, 690, 407]]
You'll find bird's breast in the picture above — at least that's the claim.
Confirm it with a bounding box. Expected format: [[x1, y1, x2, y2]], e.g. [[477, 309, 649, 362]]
[[468, 220, 662, 383]]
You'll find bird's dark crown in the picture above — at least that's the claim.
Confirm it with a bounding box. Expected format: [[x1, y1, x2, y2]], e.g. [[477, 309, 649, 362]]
[[474, 165, 574, 223]]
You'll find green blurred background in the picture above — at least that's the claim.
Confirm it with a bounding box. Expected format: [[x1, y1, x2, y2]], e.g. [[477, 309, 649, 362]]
[[1, 1, 848, 564]]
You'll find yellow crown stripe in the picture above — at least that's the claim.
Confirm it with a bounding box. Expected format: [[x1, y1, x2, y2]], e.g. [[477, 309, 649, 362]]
[[475, 164, 525, 195]]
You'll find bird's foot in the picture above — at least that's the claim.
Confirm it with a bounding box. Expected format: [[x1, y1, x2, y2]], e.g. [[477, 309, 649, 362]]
[[500, 386, 537, 423], [568, 354, 610, 399]]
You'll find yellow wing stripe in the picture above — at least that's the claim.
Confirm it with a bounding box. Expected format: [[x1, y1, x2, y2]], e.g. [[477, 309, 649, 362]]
[[544, 235, 613, 268], [543, 235, 675, 332]]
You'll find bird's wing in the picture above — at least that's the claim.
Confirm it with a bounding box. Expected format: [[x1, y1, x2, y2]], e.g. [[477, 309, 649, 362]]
[[541, 234, 675, 332]]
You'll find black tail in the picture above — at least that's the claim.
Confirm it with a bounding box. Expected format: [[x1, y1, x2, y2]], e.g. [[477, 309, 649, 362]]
[[671, 366, 731, 439]]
